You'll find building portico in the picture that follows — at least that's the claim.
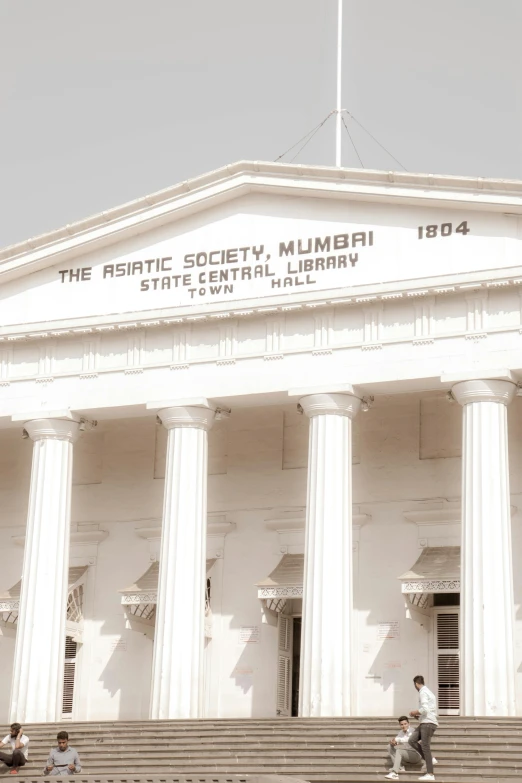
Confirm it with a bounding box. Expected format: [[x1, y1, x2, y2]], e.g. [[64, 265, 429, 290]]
[[1, 163, 522, 722]]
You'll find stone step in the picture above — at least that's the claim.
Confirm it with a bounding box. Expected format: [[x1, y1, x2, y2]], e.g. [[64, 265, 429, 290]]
[[13, 759, 522, 771], [21, 721, 522, 731], [20, 740, 522, 751], [9, 716, 521, 783], [11, 767, 522, 781], [9, 778, 522, 783], [18, 749, 522, 762], [21, 729, 522, 740]]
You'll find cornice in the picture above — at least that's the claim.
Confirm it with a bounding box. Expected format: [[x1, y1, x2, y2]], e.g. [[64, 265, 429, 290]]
[[2, 320, 522, 393], [1, 273, 522, 345], [135, 516, 235, 540], [403, 509, 461, 526], [13, 529, 109, 547], [4, 161, 522, 278]]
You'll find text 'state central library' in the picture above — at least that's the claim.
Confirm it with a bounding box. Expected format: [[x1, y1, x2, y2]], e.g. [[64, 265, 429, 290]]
[[1, 162, 522, 724]]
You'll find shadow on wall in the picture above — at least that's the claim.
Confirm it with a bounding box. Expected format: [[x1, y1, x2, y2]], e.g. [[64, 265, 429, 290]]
[[0, 632, 15, 718], [510, 507, 522, 688], [226, 605, 278, 718], [356, 517, 432, 717], [97, 614, 153, 720]]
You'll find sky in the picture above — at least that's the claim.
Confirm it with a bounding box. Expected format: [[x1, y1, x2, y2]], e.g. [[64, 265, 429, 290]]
[[1, 0, 521, 248]]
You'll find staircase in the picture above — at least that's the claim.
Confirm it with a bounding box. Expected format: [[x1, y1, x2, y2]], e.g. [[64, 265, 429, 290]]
[[9, 717, 522, 782]]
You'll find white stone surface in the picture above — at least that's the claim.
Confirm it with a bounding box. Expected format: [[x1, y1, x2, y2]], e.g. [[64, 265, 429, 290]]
[[150, 404, 216, 719], [2, 165, 522, 721], [9, 418, 80, 723], [453, 379, 517, 716], [299, 392, 361, 716]]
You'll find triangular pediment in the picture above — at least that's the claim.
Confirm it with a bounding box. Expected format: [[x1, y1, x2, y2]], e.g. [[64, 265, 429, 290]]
[[2, 160, 522, 335]]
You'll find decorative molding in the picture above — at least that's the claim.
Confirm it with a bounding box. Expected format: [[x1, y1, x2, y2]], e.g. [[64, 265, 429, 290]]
[[265, 511, 370, 553], [207, 517, 236, 537], [0, 347, 12, 384], [363, 304, 382, 346], [258, 586, 303, 599], [263, 353, 284, 360], [403, 509, 461, 525], [313, 311, 332, 352], [172, 326, 190, 365], [265, 316, 283, 355], [135, 516, 235, 560], [35, 377, 54, 384], [13, 527, 108, 551], [414, 296, 434, 342], [465, 292, 487, 334], [312, 349, 333, 356], [121, 592, 157, 605], [218, 320, 237, 362], [361, 343, 382, 351], [412, 338, 434, 346], [124, 367, 144, 375], [0, 600, 19, 612], [82, 336, 99, 375], [79, 373, 98, 380], [464, 332, 487, 341], [401, 579, 460, 594], [1, 279, 518, 345], [38, 340, 54, 377], [216, 359, 236, 366]]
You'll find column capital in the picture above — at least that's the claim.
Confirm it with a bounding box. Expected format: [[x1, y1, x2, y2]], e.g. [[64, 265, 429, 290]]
[[299, 392, 361, 419], [451, 379, 517, 407], [23, 418, 82, 443], [157, 404, 216, 431]]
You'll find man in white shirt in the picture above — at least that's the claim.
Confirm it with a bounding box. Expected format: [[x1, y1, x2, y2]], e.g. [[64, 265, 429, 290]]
[[409, 675, 439, 782], [0, 723, 29, 775], [384, 716, 423, 780]]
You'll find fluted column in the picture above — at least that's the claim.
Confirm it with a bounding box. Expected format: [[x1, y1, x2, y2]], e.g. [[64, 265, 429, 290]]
[[299, 391, 361, 717], [10, 418, 81, 723], [150, 403, 216, 719], [452, 379, 517, 716]]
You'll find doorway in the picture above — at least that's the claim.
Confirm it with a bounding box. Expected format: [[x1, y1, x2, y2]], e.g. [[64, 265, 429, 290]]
[[433, 601, 460, 715], [277, 610, 302, 717], [291, 617, 301, 717]]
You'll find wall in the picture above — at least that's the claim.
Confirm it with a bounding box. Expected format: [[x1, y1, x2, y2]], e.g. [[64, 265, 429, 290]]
[[0, 393, 522, 719]]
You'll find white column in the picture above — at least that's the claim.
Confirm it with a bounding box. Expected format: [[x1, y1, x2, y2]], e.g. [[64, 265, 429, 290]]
[[452, 379, 517, 716], [299, 391, 361, 716], [10, 418, 80, 723], [150, 403, 215, 719]]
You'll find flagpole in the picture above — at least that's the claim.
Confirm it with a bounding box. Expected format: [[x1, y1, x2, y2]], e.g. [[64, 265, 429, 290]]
[[335, 0, 343, 167]]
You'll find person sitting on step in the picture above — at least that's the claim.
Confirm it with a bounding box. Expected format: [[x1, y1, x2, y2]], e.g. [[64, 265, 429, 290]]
[[0, 723, 29, 775], [44, 731, 82, 776], [385, 715, 422, 779]]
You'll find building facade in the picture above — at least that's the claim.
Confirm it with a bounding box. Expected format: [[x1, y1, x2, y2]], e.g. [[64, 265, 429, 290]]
[[0, 162, 521, 722]]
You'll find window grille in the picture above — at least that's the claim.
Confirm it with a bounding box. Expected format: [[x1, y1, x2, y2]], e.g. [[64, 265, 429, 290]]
[[67, 584, 84, 623]]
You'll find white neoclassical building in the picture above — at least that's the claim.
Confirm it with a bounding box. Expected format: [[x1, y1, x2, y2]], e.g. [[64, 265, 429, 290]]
[[0, 162, 522, 723]]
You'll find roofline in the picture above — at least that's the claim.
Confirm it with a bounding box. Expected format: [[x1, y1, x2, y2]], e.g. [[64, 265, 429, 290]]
[[3, 159, 522, 266], [3, 159, 522, 289]]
